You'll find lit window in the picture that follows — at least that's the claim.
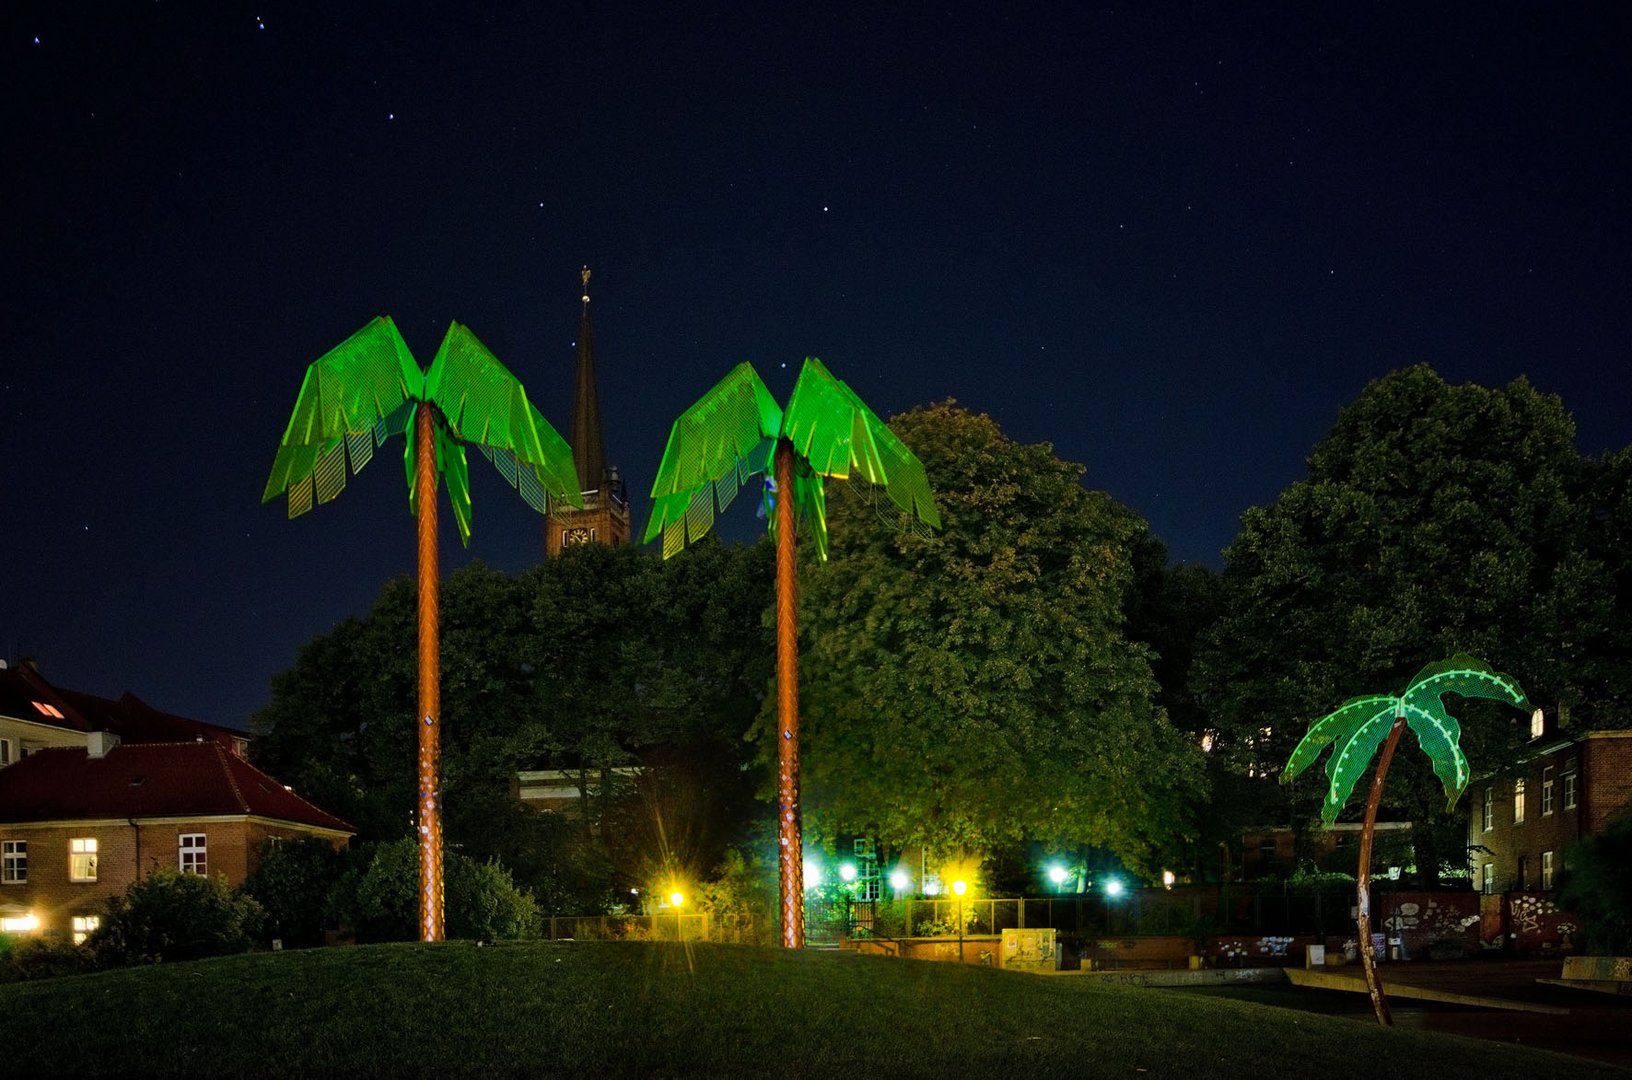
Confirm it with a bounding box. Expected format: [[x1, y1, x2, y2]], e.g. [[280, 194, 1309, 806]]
[[2, 840, 25, 883], [1542, 767, 1555, 816], [1482, 787, 1494, 832], [70, 837, 98, 882], [1481, 862, 1496, 896], [1541, 851, 1555, 890], [1530, 708, 1544, 739], [1564, 769, 1578, 810], [179, 833, 207, 875], [0, 913, 38, 934], [31, 701, 65, 719], [1513, 778, 1526, 824], [71, 915, 100, 945]]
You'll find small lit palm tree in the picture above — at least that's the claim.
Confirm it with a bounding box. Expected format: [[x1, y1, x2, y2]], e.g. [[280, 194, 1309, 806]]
[[645, 358, 940, 947], [1281, 653, 1529, 1025], [264, 316, 580, 941]]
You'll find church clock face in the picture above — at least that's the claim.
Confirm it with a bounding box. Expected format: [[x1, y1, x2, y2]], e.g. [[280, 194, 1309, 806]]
[[564, 527, 593, 546]]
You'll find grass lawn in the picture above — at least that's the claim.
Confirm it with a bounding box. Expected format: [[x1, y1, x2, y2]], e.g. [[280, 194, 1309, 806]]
[[3, 941, 1623, 1078]]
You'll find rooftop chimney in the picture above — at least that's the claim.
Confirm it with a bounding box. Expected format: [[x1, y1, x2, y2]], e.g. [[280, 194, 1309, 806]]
[[87, 730, 121, 759]]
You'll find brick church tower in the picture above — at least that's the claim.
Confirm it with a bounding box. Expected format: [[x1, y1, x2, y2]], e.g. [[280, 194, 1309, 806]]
[[545, 267, 631, 556]]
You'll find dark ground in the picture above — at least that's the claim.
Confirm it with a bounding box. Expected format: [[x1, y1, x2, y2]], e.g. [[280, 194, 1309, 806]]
[[1169, 959, 1632, 1070]]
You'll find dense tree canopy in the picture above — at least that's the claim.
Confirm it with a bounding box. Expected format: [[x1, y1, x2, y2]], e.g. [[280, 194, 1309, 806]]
[[1193, 365, 1625, 880], [251, 543, 773, 912], [795, 402, 1205, 874]]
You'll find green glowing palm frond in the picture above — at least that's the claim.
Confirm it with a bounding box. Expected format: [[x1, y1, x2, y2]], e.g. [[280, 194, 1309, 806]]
[[421, 322, 582, 544], [1282, 654, 1531, 826], [645, 362, 783, 558], [262, 316, 420, 517], [1399, 654, 1530, 812], [782, 357, 941, 530]]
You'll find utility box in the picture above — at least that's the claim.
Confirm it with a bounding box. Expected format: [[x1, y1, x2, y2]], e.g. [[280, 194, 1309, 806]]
[[1305, 944, 1325, 968], [1001, 928, 1057, 972]]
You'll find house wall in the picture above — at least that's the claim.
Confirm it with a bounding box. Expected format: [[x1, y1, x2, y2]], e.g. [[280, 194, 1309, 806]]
[[1470, 731, 1632, 897], [0, 716, 84, 767], [0, 817, 347, 939]]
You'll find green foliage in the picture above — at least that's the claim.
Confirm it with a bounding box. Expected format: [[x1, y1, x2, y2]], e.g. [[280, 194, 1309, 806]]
[[694, 848, 777, 946], [1195, 365, 1620, 879], [0, 938, 98, 983], [797, 402, 1205, 873], [242, 838, 347, 947], [92, 870, 265, 965], [1555, 811, 1632, 955], [254, 545, 773, 914], [325, 839, 539, 942]]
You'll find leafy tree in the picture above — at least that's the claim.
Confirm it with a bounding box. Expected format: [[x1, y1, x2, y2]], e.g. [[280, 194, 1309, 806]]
[[242, 837, 347, 947], [1195, 365, 1618, 880], [91, 870, 265, 965], [1555, 810, 1632, 956], [326, 838, 540, 942], [797, 402, 1205, 875]]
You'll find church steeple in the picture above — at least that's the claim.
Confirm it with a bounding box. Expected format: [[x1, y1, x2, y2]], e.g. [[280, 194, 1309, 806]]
[[571, 267, 606, 495], [546, 266, 630, 557]]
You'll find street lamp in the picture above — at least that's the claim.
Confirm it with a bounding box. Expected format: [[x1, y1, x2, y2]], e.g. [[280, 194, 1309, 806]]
[[1048, 864, 1069, 892], [953, 879, 968, 961], [1102, 877, 1122, 932], [803, 860, 821, 889]]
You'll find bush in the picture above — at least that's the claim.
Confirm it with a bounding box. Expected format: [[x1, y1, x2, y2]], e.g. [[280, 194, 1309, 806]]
[[92, 869, 265, 965], [695, 849, 776, 946], [325, 839, 540, 942], [1556, 811, 1632, 955], [243, 837, 347, 947], [0, 937, 98, 983]]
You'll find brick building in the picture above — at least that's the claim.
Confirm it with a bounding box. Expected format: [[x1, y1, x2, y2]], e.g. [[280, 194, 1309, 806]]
[[1468, 724, 1632, 896], [0, 735, 352, 941]]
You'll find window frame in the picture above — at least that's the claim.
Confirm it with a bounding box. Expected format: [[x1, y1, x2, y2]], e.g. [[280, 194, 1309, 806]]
[[1481, 786, 1494, 832], [1, 839, 25, 884], [1541, 766, 1555, 816], [1481, 861, 1496, 896], [71, 914, 100, 945], [0, 736, 11, 766], [178, 833, 207, 875], [1541, 850, 1555, 890], [1564, 765, 1578, 810], [1513, 778, 1526, 825], [69, 837, 98, 882]]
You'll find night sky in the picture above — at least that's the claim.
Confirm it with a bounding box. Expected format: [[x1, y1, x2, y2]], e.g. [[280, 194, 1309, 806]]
[[3, 4, 1629, 730]]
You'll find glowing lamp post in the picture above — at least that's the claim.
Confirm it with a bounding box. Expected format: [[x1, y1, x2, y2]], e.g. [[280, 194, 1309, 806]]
[[953, 879, 968, 960], [1102, 877, 1123, 932], [1047, 864, 1069, 893]]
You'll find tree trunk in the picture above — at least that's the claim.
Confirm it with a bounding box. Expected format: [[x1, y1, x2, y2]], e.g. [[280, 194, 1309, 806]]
[[775, 439, 804, 948], [415, 403, 444, 942], [1355, 710, 1407, 1026]]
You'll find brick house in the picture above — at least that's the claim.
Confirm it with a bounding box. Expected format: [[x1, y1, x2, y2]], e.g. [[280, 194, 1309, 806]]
[[0, 735, 352, 941], [1468, 725, 1632, 896]]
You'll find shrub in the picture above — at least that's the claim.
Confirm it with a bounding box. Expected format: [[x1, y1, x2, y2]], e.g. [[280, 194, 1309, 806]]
[[0, 937, 98, 983], [243, 837, 347, 947], [325, 838, 540, 942], [1556, 811, 1632, 955], [92, 869, 265, 965], [695, 849, 776, 946]]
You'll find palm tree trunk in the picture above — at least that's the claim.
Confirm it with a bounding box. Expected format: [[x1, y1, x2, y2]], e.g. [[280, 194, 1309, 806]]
[[775, 438, 804, 948], [1355, 710, 1406, 1025], [415, 403, 444, 942]]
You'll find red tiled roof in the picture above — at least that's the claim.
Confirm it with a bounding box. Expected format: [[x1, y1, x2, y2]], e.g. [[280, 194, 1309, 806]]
[[0, 667, 249, 749], [0, 742, 352, 833]]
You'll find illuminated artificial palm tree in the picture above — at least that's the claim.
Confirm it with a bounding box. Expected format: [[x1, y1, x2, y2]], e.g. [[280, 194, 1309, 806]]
[[646, 358, 940, 947], [264, 316, 580, 941], [1281, 653, 1529, 1025]]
